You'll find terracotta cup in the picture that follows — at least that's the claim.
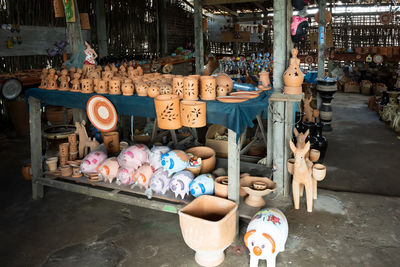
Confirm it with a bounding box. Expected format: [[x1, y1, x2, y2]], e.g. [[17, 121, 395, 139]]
[[61, 165, 72, 177], [154, 94, 182, 130], [200, 76, 216, 100], [102, 131, 120, 154], [183, 77, 199, 100], [173, 76, 185, 99], [180, 100, 206, 128], [46, 157, 58, 171], [109, 79, 121, 95]]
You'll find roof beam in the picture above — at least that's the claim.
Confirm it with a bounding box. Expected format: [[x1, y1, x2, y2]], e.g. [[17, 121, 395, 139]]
[[202, 0, 264, 5], [254, 1, 267, 12], [216, 4, 239, 16]]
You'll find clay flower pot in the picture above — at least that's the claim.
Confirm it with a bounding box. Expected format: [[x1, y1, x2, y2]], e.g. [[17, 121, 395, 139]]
[[241, 176, 277, 207], [312, 163, 326, 181], [283, 48, 304, 88], [98, 80, 108, 93], [179, 195, 238, 267], [217, 85, 228, 97], [186, 146, 216, 174], [80, 79, 94, 93], [136, 83, 149, 96], [183, 77, 199, 100], [259, 70, 271, 87], [46, 157, 58, 171], [173, 76, 185, 98], [180, 100, 206, 128], [109, 79, 121, 95], [154, 94, 182, 130], [309, 149, 320, 162], [287, 158, 295, 175], [121, 81, 134, 96], [214, 176, 247, 198], [61, 165, 72, 177], [147, 85, 160, 98], [200, 76, 216, 100], [102, 131, 120, 154], [215, 74, 233, 93]]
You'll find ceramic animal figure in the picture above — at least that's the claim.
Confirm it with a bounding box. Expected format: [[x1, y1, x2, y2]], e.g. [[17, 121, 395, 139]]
[[244, 208, 288, 267], [75, 121, 100, 158], [118, 144, 150, 170], [150, 168, 171, 195], [80, 150, 107, 174], [303, 96, 319, 123], [189, 174, 214, 197], [293, 128, 309, 149], [149, 146, 171, 170], [116, 167, 135, 186], [97, 157, 119, 183], [289, 140, 314, 212], [170, 170, 194, 199], [161, 150, 190, 176], [133, 164, 154, 189]]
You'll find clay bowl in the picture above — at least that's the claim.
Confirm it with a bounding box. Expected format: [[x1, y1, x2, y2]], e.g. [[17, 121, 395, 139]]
[[309, 149, 320, 162], [61, 165, 72, 177], [214, 176, 247, 198], [252, 181, 267, 190], [287, 158, 295, 175], [185, 146, 216, 174], [240, 176, 277, 208], [312, 163, 326, 181]]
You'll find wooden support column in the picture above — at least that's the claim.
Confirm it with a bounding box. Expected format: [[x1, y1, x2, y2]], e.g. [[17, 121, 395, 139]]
[[194, 0, 204, 75], [317, 0, 326, 79], [286, 0, 294, 64], [272, 0, 287, 92], [159, 0, 168, 57], [95, 0, 108, 59], [65, 0, 83, 54], [228, 129, 240, 237]]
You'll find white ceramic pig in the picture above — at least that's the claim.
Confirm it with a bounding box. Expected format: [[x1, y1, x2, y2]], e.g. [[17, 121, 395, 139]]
[[118, 144, 150, 170], [80, 151, 107, 174], [149, 168, 171, 195], [97, 157, 120, 183], [244, 208, 288, 267], [169, 170, 194, 199], [116, 167, 135, 186], [149, 146, 171, 170], [133, 164, 154, 190]]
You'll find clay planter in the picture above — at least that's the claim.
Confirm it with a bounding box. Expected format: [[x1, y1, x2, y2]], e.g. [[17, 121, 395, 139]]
[[283, 48, 304, 87], [173, 76, 185, 98], [121, 81, 134, 96], [186, 146, 216, 174], [154, 94, 182, 130], [259, 70, 271, 87], [287, 158, 295, 175], [215, 74, 233, 93], [136, 83, 149, 96], [200, 76, 216, 100], [214, 176, 247, 198], [179, 195, 238, 267], [59, 143, 69, 157], [102, 71, 113, 80], [80, 79, 94, 93], [309, 149, 320, 162], [46, 157, 58, 171], [61, 165, 72, 177], [312, 163, 326, 181], [147, 85, 160, 98], [109, 79, 121, 95], [102, 131, 120, 154], [180, 100, 206, 128], [241, 176, 277, 207], [183, 77, 199, 100], [22, 163, 32, 180]]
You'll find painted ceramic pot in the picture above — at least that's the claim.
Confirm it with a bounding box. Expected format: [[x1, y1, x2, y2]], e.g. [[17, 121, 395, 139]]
[[121, 81, 134, 96], [183, 77, 199, 100], [283, 48, 304, 87], [217, 85, 228, 97], [102, 131, 120, 154], [180, 100, 206, 128], [216, 74, 233, 92], [170, 170, 194, 199], [154, 94, 182, 130], [98, 80, 108, 93], [150, 168, 171, 195], [136, 83, 149, 96], [179, 195, 238, 267], [159, 84, 172, 95], [173, 76, 185, 98], [185, 146, 215, 174], [116, 167, 135, 186], [109, 79, 121, 95], [147, 85, 160, 98], [200, 76, 216, 100], [117, 144, 150, 170], [133, 164, 154, 189], [80, 151, 107, 174], [149, 145, 171, 170], [80, 79, 93, 93], [160, 150, 190, 176], [189, 174, 214, 197], [102, 70, 113, 80], [97, 157, 120, 183], [241, 176, 277, 207]]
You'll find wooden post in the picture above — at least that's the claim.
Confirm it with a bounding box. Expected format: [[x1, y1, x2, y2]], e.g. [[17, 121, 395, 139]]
[[272, 0, 287, 92], [286, 0, 294, 65], [228, 129, 240, 237], [95, 0, 108, 59], [194, 0, 204, 75], [317, 0, 327, 107], [159, 0, 168, 57], [29, 97, 44, 200], [65, 0, 83, 54]]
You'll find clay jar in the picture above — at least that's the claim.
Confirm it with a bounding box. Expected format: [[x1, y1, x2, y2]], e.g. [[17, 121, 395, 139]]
[[216, 74, 233, 93], [97, 80, 108, 93], [185, 146, 216, 174], [200, 76, 216, 100], [121, 81, 134, 96], [154, 94, 182, 130], [180, 100, 206, 128], [173, 76, 185, 99], [147, 85, 160, 98], [183, 77, 199, 100], [102, 131, 120, 154], [109, 79, 121, 95], [136, 83, 149, 96], [80, 79, 94, 93]]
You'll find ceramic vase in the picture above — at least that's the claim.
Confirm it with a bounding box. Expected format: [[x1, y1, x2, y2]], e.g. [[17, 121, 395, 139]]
[[154, 94, 182, 130], [200, 76, 216, 100], [173, 76, 185, 99], [179, 195, 238, 267], [109, 79, 121, 95], [102, 70, 113, 80], [185, 146, 215, 174], [102, 131, 120, 154], [46, 157, 58, 171], [180, 100, 206, 128], [80, 79, 94, 93], [183, 77, 199, 100]]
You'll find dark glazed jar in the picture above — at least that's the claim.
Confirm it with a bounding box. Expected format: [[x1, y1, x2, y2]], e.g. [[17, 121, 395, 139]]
[[302, 121, 319, 150], [295, 112, 306, 133], [315, 123, 328, 162]]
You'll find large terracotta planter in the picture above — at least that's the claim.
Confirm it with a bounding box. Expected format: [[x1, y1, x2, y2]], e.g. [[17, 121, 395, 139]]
[[215, 74, 233, 93], [185, 146, 216, 174], [179, 195, 238, 267], [180, 100, 206, 128], [241, 176, 277, 207], [173, 76, 184, 98], [183, 77, 199, 100], [154, 94, 182, 130], [200, 76, 216, 100]]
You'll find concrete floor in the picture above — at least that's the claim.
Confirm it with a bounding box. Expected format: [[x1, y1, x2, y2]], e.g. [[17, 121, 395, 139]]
[[1, 92, 400, 267]]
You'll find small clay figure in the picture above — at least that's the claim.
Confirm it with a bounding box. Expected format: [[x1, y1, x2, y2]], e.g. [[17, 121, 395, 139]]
[[70, 72, 81, 92], [303, 95, 319, 123], [39, 68, 48, 89], [46, 68, 58, 90], [82, 41, 97, 77], [58, 69, 70, 91]]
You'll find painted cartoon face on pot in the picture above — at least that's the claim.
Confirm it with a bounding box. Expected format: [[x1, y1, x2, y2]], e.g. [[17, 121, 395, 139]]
[[160, 150, 189, 176], [169, 170, 194, 199], [80, 151, 107, 174], [189, 174, 214, 197]]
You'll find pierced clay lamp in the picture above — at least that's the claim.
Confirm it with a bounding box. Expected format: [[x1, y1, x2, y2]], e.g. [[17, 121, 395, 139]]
[[283, 48, 304, 95], [180, 100, 206, 128], [241, 176, 277, 207], [154, 94, 182, 130]]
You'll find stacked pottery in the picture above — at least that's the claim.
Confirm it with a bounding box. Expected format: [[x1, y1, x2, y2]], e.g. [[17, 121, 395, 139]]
[[68, 133, 78, 161], [183, 77, 199, 100], [283, 48, 304, 94], [173, 76, 185, 99], [59, 143, 69, 167], [93, 78, 101, 93], [109, 79, 121, 95], [317, 79, 337, 131], [121, 79, 134, 96], [154, 94, 182, 130], [180, 101, 207, 128], [200, 76, 216, 100]]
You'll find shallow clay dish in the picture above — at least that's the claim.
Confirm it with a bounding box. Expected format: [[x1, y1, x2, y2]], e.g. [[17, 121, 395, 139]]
[[236, 89, 263, 94], [216, 96, 249, 103], [86, 95, 117, 132], [229, 92, 260, 99]]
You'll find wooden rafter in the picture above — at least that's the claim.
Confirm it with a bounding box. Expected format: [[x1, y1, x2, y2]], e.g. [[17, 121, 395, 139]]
[[254, 1, 267, 12], [202, 0, 265, 5], [216, 4, 239, 16]]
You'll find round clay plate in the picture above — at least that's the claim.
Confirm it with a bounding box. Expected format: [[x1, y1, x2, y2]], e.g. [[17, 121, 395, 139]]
[[86, 95, 117, 132], [236, 89, 263, 94], [373, 54, 383, 64], [229, 92, 260, 99], [217, 96, 249, 103]]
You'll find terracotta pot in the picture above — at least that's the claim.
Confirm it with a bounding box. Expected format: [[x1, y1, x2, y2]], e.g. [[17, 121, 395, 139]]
[[160, 84, 172, 95], [173, 77, 185, 98], [59, 142, 69, 157], [61, 165, 72, 177], [119, 141, 129, 151], [68, 133, 77, 143], [22, 163, 32, 180], [309, 149, 320, 162], [312, 163, 326, 181], [284, 86, 302, 95], [154, 94, 182, 130], [147, 85, 160, 98], [287, 158, 295, 175], [59, 155, 68, 167], [72, 166, 82, 177], [180, 100, 207, 128], [108, 79, 121, 95], [259, 70, 271, 87], [215, 74, 233, 92], [69, 151, 78, 161], [45, 106, 73, 125], [185, 146, 216, 174], [136, 83, 149, 96], [102, 131, 120, 153], [97, 80, 108, 93], [200, 76, 216, 100], [217, 85, 228, 97], [214, 176, 247, 198], [183, 77, 199, 100], [46, 157, 58, 171], [179, 195, 238, 267], [102, 70, 113, 80], [121, 82, 134, 96], [241, 176, 277, 207], [80, 79, 93, 93], [283, 48, 304, 87]]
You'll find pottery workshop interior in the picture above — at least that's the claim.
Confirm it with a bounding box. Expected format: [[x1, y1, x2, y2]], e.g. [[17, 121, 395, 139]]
[[1, 0, 400, 266]]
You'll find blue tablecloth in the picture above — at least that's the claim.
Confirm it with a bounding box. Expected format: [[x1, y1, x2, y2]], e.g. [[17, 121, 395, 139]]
[[25, 88, 271, 139]]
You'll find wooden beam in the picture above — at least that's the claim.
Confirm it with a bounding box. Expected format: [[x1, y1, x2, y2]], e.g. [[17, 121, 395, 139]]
[[194, 0, 204, 75], [95, 0, 108, 58], [65, 0, 83, 54], [254, 1, 267, 11], [202, 0, 264, 5], [216, 5, 239, 16]]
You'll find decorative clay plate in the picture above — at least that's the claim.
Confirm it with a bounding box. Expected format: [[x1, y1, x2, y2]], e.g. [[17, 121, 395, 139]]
[[86, 95, 117, 132], [236, 89, 263, 94], [217, 96, 249, 103], [229, 92, 260, 99]]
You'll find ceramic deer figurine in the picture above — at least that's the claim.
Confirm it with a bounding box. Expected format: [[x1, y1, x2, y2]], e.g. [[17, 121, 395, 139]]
[[290, 140, 314, 212], [293, 128, 309, 149], [303, 96, 319, 123], [75, 120, 100, 158]]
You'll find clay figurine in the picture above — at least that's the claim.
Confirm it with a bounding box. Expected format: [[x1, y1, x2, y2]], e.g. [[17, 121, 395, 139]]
[[58, 69, 70, 91], [303, 95, 319, 123], [170, 170, 194, 199], [116, 167, 135, 186], [149, 146, 171, 170], [82, 41, 97, 77], [39, 68, 48, 89], [133, 164, 154, 189], [80, 150, 107, 174], [75, 120, 100, 158], [97, 157, 120, 183], [70, 72, 81, 92], [46, 68, 58, 90], [283, 48, 304, 94], [117, 144, 150, 170], [150, 168, 171, 195], [160, 150, 190, 176], [189, 173, 214, 197], [244, 208, 288, 267]]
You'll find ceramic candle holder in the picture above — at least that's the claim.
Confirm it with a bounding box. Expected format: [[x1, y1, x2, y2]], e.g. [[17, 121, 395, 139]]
[[173, 76, 185, 98], [98, 80, 108, 93], [183, 77, 199, 100], [109, 79, 121, 95], [200, 76, 216, 100], [147, 86, 160, 98], [80, 79, 94, 93], [154, 94, 182, 130], [136, 83, 149, 96], [180, 100, 207, 128]]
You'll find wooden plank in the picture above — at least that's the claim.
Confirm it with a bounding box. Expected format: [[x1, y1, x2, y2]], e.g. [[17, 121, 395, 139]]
[[66, 0, 83, 54], [202, 0, 264, 5], [227, 129, 240, 237], [194, 0, 205, 74], [215, 5, 239, 16], [29, 97, 44, 200], [95, 0, 108, 58]]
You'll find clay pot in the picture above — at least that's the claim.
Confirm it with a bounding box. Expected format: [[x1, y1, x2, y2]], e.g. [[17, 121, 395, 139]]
[[214, 176, 247, 198], [59, 156, 68, 167], [312, 163, 326, 181], [259, 70, 271, 87], [72, 166, 81, 177], [22, 163, 32, 180], [59, 143, 69, 157], [102, 71, 113, 80], [136, 83, 149, 96], [309, 149, 320, 162], [173, 76, 185, 98], [119, 141, 129, 151], [102, 131, 120, 154], [69, 151, 78, 161], [147, 86, 160, 98], [109, 79, 121, 95], [80, 79, 94, 93], [97, 80, 108, 93], [200, 76, 216, 100], [179, 195, 238, 267], [46, 157, 58, 171], [284, 86, 302, 95], [183, 77, 199, 100], [61, 165, 72, 177], [287, 158, 295, 175], [283, 48, 304, 87], [180, 100, 207, 128], [215, 74, 233, 92], [217, 85, 228, 97], [154, 94, 182, 130], [185, 146, 216, 174], [241, 176, 277, 207], [121, 82, 134, 96]]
